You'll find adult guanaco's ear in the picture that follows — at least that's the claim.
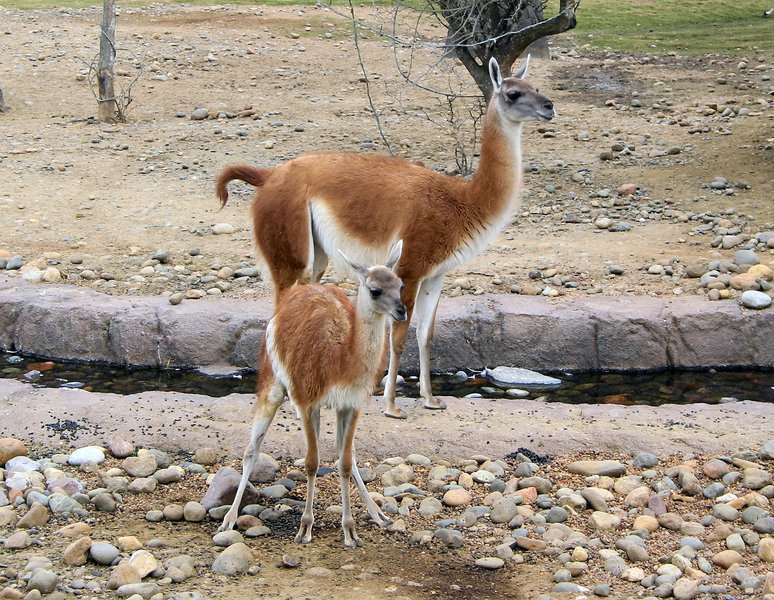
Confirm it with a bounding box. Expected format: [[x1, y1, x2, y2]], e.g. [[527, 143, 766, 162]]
[[514, 54, 531, 80], [339, 250, 368, 283], [488, 57, 502, 94], [385, 239, 403, 270]]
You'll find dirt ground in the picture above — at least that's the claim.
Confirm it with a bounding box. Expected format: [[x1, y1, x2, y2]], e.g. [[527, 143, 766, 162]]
[[0, 4, 772, 302], [1, 6, 774, 599]]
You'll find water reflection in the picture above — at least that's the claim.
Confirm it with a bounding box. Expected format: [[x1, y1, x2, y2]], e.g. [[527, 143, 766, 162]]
[[2, 351, 772, 406]]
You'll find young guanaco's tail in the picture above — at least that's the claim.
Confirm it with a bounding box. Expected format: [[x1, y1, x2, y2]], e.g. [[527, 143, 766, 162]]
[[216, 164, 273, 208]]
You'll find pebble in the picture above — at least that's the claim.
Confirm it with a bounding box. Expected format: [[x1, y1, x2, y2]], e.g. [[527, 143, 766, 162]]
[[190, 108, 209, 120], [26, 570, 58, 595], [212, 543, 253, 575], [740, 290, 772, 309], [0, 437, 27, 464], [67, 446, 105, 466], [568, 460, 627, 477], [122, 455, 158, 478], [475, 557, 504, 570], [442, 488, 472, 507], [183, 501, 206, 522], [212, 223, 235, 235], [90, 541, 120, 565]]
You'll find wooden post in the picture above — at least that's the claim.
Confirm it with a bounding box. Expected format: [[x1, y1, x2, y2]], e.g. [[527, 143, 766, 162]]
[[98, 0, 117, 122]]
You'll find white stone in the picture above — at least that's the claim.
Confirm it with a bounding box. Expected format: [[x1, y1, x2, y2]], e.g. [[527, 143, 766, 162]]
[[68, 446, 106, 466], [485, 366, 562, 388]]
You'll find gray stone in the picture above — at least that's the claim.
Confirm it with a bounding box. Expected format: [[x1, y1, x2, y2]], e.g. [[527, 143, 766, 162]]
[[433, 528, 463, 548], [90, 541, 120, 565], [213, 530, 244, 547], [26, 569, 58, 594], [211, 542, 253, 575], [490, 498, 518, 524], [485, 366, 562, 388], [116, 582, 161, 598], [740, 290, 772, 309], [632, 452, 659, 468], [581, 488, 609, 511], [568, 460, 627, 477], [753, 516, 774, 534], [190, 108, 209, 121], [544, 506, 568, 523], [733, 250, 759, 266], [712, 504, 740, 521], [200, 467, 259, 510]]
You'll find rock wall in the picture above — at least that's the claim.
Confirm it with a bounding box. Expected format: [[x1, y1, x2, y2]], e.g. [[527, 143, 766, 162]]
[[1, 275, 772, 371]]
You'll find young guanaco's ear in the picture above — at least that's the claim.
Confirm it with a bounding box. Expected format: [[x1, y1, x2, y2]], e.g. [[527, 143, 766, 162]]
[[339, 250, 368, 283], [488, 57, 502, 95], [514, 54, 531, 80], [385, 239, 403, 270]]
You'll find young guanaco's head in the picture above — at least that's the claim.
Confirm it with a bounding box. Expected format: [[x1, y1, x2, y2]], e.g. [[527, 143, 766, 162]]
[[489, 56, 555, 124], [340, 240, 407, 322]]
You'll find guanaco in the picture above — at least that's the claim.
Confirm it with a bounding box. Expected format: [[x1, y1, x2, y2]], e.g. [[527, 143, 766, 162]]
[[217, 56, 555, 419], [220, 241, 406, 547]]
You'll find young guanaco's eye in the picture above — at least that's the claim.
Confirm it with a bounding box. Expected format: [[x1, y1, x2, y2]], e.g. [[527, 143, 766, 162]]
[[370, 288, 382, 298], [400, 284, 405, 292], [506, 90, 522, 102]]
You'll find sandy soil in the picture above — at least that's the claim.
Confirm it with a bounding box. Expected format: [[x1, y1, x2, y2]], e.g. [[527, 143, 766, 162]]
[[1, 7, 773, 599], [0, 4, 772, 303]]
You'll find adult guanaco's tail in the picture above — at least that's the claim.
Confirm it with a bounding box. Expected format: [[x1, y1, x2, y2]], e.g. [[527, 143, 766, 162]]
[[216, 164, 273, 208]]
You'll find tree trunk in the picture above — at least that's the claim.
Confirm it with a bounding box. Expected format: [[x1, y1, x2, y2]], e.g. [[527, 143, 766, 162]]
[[445, 0, 578, 102], [519, 1, 550, 60], [98, 0, 117, 122], [0, 83, 8, 112]]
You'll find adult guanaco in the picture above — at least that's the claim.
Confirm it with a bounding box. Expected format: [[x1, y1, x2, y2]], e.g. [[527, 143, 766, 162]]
[[217, 56, 555, 418]]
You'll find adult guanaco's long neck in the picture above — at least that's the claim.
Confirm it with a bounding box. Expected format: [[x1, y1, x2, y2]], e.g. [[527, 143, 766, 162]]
[[466, 102, 523, 220]]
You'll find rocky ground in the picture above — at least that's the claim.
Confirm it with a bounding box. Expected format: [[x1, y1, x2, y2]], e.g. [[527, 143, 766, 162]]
[[0, 5, 773, 308], [1, 377, 774, 600], [0, 433, 773, 600]]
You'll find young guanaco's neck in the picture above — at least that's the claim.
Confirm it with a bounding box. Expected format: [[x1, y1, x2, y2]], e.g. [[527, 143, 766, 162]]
[[466, 104, 523, 216], [353, 288, 388, 368]]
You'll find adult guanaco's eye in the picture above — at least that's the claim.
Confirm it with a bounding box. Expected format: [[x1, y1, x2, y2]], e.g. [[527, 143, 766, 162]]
[[507, 90, 522, 102], [370, 288, 382, 298], [400, 284, 405, 291]]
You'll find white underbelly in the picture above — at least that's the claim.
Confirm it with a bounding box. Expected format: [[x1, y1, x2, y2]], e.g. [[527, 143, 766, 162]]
[[310, 200, 394, 277]]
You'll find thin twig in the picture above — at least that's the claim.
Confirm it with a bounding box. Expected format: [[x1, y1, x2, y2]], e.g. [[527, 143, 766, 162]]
[[348, 0, 394, 155]]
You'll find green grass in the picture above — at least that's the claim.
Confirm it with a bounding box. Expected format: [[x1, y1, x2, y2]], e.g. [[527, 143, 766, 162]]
[[5, 0, 774, 55], [564, 0, 774, 54]]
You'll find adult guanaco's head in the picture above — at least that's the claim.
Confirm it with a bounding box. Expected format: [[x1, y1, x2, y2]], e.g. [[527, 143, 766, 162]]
[[489, 56, 555, 124], [339, 240, 407, 322]]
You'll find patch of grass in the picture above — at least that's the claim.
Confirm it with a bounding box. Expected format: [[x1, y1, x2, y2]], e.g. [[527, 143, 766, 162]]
[[563, 0, 774, 54], [4, 0, 773, 55]]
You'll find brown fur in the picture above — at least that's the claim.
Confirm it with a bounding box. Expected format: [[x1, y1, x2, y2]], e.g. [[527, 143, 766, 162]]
[[217, 63, 553, 416]]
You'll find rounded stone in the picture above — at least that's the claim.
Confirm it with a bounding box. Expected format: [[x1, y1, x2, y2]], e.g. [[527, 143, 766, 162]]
[[68, 446, 105, 466], [183, 501, 207, 522], [442, 488, 472, 507], [712, 549, 743, 569], [475, 557, 504, 570], [740, 290, 772, 309], [90, 541, 121, 565], [212, 543, 252, 575]]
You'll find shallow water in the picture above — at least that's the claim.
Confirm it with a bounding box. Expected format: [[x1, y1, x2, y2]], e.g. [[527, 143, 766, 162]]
[[2, 351, 772, 406]]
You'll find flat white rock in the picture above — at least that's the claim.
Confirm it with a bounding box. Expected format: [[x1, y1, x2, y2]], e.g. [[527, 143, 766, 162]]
[[485, 366, 562, 388]]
